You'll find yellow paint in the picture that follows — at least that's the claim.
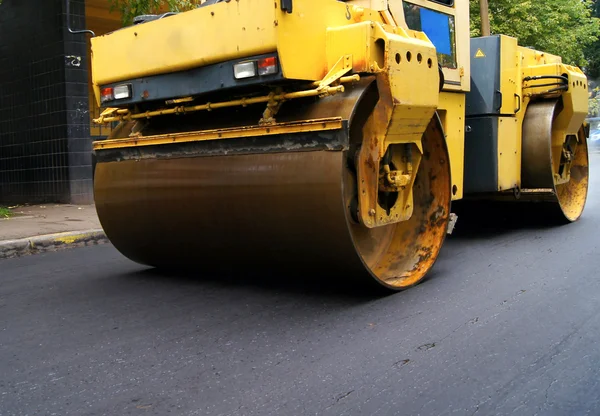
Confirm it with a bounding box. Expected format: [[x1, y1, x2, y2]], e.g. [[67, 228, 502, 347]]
[[318, 55, 353, 87], [276, 1, 383, 81], [330, 21, 441, 227], [482, 35, 588, 193], [325, 19, 439, 147], [438, 92, 465, 200], [89, 0, 590, 210], [326, 22, 382, 74], [383, 23, 440, 147], [521, 60, 589, 183], [499, 35, 519, 115], [55, 233, 92, 244], [90, 1, 277, 85], [522, 62, 588, 136], [497, 117, 519, 191], [346, 0, 388, 11], [89, 0, 471, 105]]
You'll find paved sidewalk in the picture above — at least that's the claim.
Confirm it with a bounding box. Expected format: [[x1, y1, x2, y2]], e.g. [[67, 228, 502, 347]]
[[1, 204, 101, 240], [0, 204, 108, 259]]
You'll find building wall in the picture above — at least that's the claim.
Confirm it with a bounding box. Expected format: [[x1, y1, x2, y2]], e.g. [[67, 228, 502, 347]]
[[0, 0, 92, 204], [86, 0, 123, 139]]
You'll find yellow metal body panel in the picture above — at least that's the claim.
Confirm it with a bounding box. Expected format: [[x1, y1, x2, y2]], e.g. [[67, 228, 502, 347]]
[[438, 92, 465, 200], [90, 0, 472, 102], [353, 23, 440, 227], [499, 36, 520, 115], [383, 24, 440, 144], [495, 36, 521, 191], [276, 1, 383, 81], [521, 62, 588, 136], [347, 0, 388, 11], [90, 1, 277, 86], [326, 22, 384, 74], [497, 117, 520, 191], [519, 44, 588, 132], [326, 21, 439, 143], [519, 46, 562, 67]]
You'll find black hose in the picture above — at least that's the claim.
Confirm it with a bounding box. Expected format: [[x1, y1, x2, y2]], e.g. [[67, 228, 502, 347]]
[[522, 82, 567, 89], [438, 63, 445, 92], [523, 75, 569, 83]]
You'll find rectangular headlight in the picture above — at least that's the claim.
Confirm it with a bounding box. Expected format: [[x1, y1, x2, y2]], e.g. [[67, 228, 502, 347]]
[[233, 61, 256, 79], [113, 84, 132, 100]]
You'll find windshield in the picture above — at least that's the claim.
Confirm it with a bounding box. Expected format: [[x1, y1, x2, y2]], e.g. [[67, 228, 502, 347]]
[[403, 1, 457, 69]]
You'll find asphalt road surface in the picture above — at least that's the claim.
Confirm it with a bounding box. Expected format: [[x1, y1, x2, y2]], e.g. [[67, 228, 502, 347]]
[[3, 154, 600, 416]]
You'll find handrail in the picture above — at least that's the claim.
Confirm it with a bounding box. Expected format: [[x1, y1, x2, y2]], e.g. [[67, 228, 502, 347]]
[[66, 0, 95, 37]]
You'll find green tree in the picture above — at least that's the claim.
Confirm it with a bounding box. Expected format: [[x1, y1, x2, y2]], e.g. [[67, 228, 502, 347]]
[[584, 0, 600, 79], [108, 0, 202, 26], [589, 87, 600, 117], [469, 0, 600, 68]]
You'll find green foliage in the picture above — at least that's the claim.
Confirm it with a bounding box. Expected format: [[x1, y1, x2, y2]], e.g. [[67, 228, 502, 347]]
[[108, 0, 201, 26], [584, 0, 600, 79], [589, 87, 600, 117], [469, 0, 600, 68], [0, 207, 12, 219]]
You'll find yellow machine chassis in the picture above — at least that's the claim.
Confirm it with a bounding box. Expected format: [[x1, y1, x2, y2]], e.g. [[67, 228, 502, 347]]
[[90, 0, 591, 291]]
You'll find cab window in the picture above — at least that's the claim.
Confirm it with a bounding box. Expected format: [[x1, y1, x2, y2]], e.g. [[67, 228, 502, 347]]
[[403, 2, 457, 69]]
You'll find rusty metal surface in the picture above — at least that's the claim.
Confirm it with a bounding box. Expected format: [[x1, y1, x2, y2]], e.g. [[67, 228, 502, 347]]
[[93, 118, 344, 151], [94, 123, 450, 290], [94, 150, 370, 279], [346, 115, 452, 288], [96, 76, 378, 141], [93, 77, 451, 290], [554, 125, 589, 222], [95, 127, 351, 163]]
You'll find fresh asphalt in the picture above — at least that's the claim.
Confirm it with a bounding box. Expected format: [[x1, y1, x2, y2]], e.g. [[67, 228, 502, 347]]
[[2, 152, 600, 416]]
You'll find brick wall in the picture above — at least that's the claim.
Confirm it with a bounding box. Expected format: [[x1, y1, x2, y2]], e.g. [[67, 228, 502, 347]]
[[0, 0, 93, 204]]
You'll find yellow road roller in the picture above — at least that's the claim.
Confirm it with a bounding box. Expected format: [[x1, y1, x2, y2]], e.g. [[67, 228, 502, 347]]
[[90, 0, 590, 290]]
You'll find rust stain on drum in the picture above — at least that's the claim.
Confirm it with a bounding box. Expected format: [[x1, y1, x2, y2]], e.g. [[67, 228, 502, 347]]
[[94, 79, 452, 291]]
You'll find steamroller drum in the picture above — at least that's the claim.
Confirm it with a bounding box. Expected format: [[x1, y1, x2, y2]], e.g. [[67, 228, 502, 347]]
[[522, 99, 589, 223], [93, 81, 452, 291]]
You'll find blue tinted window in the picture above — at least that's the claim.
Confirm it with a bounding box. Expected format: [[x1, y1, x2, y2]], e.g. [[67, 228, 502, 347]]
[[403, 2, 457, 69]]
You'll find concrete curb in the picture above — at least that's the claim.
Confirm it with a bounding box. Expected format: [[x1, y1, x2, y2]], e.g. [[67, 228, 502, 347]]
[[0, 229, 109, 260]]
